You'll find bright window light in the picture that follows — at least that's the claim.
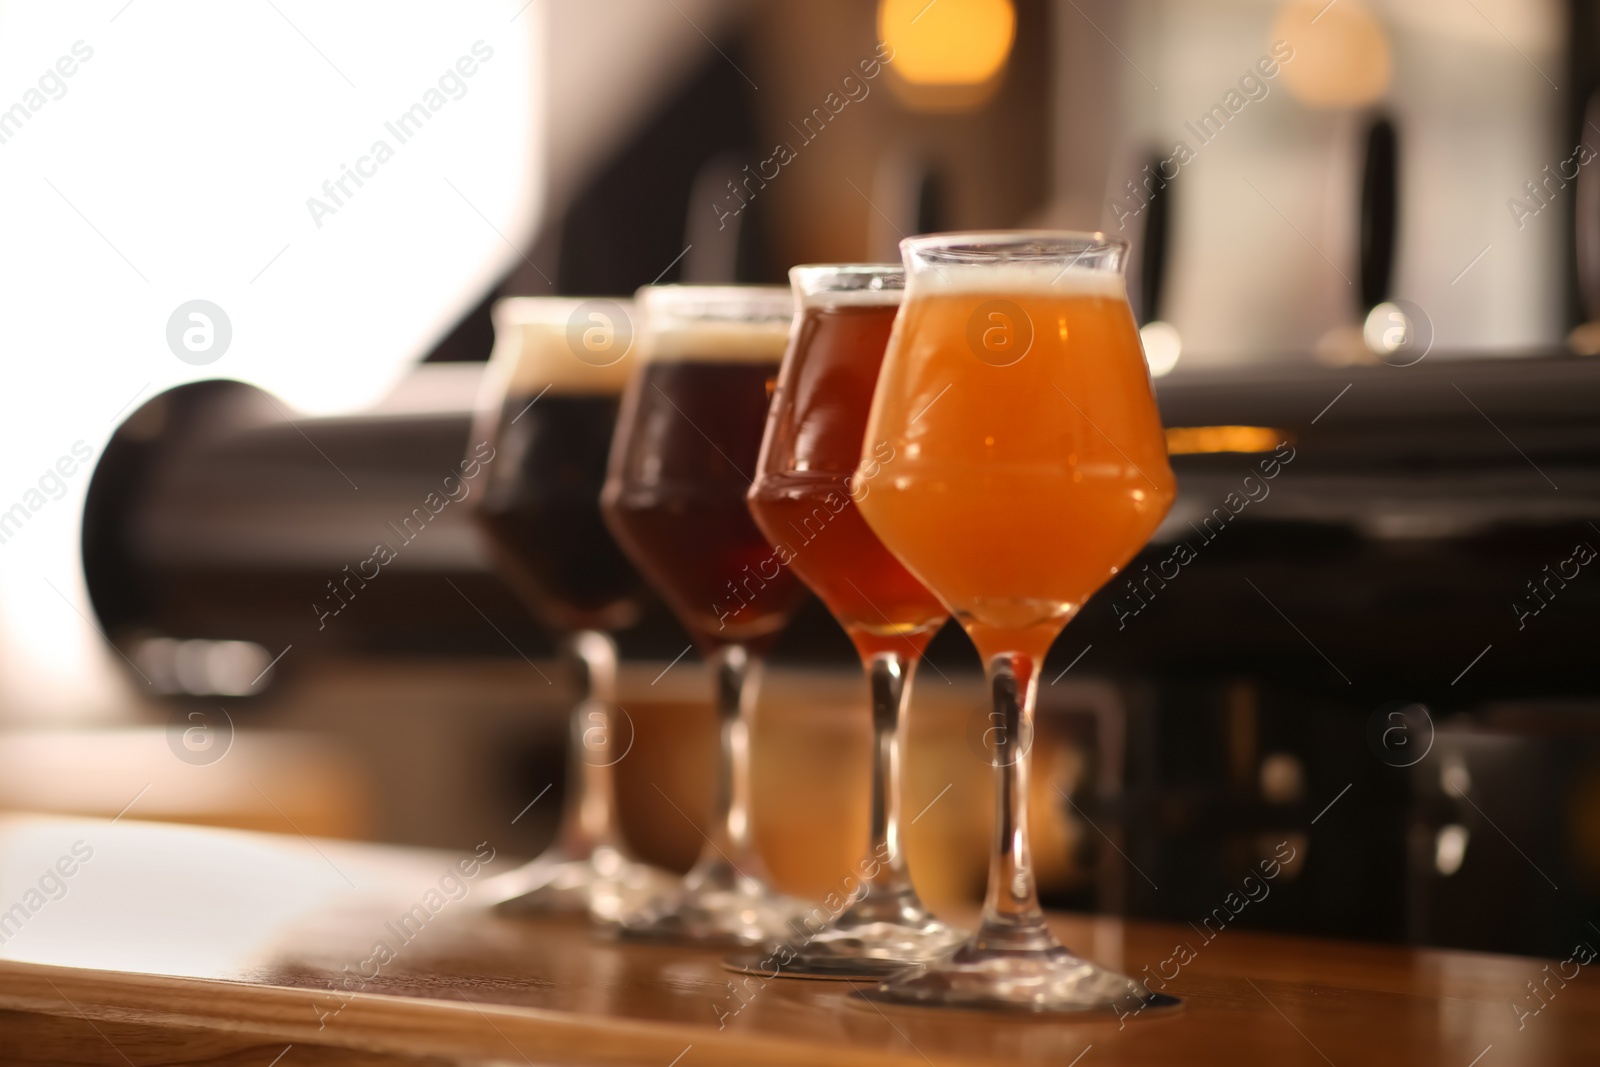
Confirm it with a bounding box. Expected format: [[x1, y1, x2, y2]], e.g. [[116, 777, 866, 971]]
[[0, 1, 543, 720]]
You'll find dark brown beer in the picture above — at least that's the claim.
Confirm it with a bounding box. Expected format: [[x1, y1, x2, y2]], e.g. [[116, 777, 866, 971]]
[[471, 297, 678, 923], [603, 318, 807, 652], [476, 391, 642, 633], [472, 299, 643, 635]]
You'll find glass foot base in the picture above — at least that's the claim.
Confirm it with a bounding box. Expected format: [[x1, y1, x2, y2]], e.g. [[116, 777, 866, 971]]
[[724, 895, 969, 980], [724, 950, 910, 981], [619, 864, 812, 948], [488, 846, 679, 925], [857, 942, 1183, 1017]]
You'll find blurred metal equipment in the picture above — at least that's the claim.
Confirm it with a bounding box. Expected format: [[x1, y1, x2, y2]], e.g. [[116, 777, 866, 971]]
[[1085, 353, 1600, 689], [133, 637, 275, 697], [1073, 351, 1600, 954], [81, 367, 533, 663]]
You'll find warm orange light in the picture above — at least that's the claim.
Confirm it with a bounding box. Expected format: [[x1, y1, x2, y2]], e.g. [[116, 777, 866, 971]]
[[1165, 426, 1287, 455], [878, 0, 1015, 108], [1273, 0, 1392, 109]]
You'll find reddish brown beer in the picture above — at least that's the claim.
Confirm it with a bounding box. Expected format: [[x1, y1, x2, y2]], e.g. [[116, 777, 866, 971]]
[[740, 265, 963, 977], [748, 294, 945, 659]]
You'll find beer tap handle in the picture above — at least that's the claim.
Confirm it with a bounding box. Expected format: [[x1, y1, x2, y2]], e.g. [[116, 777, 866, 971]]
[[1573, 91, 1600, 326], [1358, 114, 1398, 316], [1138, 150, 1171, 327]]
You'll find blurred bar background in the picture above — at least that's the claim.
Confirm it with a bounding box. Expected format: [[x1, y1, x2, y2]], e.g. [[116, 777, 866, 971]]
[[2, 0, 1598, 962]]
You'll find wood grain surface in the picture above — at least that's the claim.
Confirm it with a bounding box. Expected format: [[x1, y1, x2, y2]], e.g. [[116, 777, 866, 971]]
[[0, 815, 1594, 1066]]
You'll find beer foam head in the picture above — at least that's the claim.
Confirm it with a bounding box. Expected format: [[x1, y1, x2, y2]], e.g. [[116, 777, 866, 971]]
[[791, 263, 904, 309], [636, 285, 794, 364], [912, 265, 1127, 299], [490, 297, 636, 395], [902, 231, 1128, 299]]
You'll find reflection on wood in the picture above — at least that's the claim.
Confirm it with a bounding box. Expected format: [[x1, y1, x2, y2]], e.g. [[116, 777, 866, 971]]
[[0, 816, 1596, 1064]]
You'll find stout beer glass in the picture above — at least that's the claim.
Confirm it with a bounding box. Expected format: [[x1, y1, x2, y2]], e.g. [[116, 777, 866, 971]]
[[601, 285, 811, 945], [745, 264, 965, 976], [855, 233, 1179, 1013], [472, 297, 674, 924]]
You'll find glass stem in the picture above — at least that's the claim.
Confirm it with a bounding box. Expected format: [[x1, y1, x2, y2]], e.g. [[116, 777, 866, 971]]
[[858, 652, 917, 904], [687, 643, 765, 883], [555, 630, 623, 858], [974, 651, 1059, 954]]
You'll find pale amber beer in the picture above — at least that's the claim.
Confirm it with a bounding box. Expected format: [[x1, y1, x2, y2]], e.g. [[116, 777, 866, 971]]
[[854, 233, 1179, 1013], [857, 264, 1175, 663]]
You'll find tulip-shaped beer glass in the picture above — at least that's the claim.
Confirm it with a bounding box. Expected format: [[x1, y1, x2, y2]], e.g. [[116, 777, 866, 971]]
[[601, 285, 811, 945], [855, 234, 1179, 1013], [472, 297, 676, 924], [745, 264, 965, 977]]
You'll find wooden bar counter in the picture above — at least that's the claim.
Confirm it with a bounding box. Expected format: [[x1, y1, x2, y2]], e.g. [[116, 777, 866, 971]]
[[0, 815, 1594, 1065]]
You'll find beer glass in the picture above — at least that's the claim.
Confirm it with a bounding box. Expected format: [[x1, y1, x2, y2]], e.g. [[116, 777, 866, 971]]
[[744, 264, 965, 977], [601, 285, 811, 945], [472, 297, 675, 924], [855, 233, 1179, 1013]]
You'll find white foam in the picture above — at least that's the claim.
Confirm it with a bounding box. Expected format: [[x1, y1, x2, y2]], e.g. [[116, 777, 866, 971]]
[[642, 320, 792, 363], [910, 263, 1127, 299], [790, 264, 903, 308], [802, 287, 903, 309], [490, 298, 635, 395], [636, 285, 794, 364]]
